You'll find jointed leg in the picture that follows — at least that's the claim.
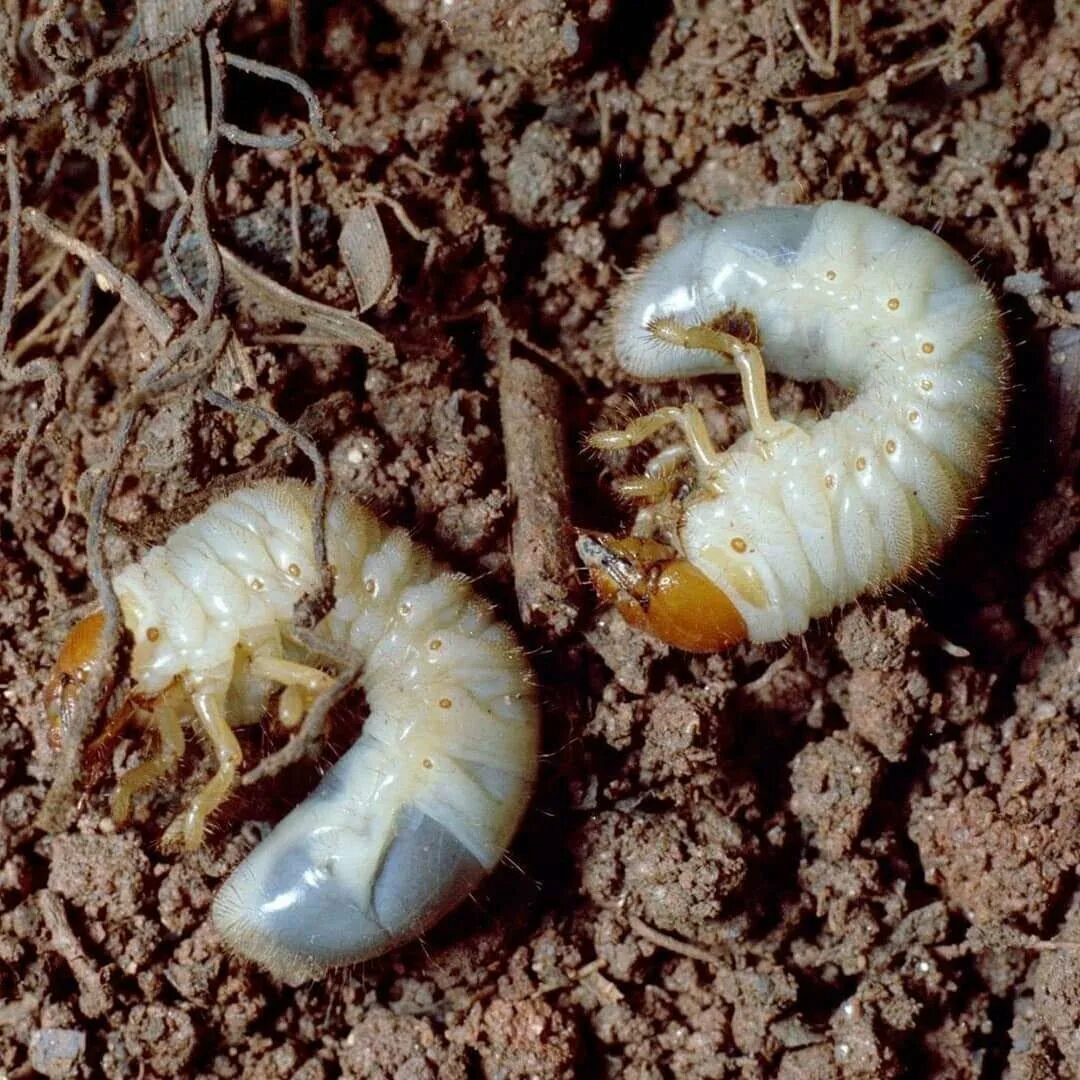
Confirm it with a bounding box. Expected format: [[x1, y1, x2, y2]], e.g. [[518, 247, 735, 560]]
[[112, 697, 186, 825], [647, 317, 801, 451], [612, 444, 690, 502], [161, 690, 242, 852], [590, 404, 725, 476], [616, 474, 676, 502], [84, 695, 141, 782], [277, 685, 307, 729], [250, 656, 335, 695], [249, 655, 335, 729]]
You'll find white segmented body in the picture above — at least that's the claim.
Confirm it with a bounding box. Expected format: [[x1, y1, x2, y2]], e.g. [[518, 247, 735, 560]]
[[603, 202, 1008, 643], [111, 480, 539, 979]]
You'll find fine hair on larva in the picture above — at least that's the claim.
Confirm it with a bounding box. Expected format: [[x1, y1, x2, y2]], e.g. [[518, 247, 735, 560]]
[[578, 201, 1009, 652], [44, 479, 540, 980]]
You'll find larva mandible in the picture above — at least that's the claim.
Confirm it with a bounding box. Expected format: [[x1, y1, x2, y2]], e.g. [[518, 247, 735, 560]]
[[578, 202, 1009, 650], [45, 480, 540, 980]]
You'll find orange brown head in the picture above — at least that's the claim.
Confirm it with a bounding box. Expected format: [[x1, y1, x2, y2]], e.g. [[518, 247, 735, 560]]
[[45, 611, 106, 750], [576, 533, 747, 653]]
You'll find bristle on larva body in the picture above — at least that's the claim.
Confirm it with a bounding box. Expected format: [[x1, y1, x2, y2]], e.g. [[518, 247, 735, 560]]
[[580, 202, 1009, 649], [46, 480, 540, 980]]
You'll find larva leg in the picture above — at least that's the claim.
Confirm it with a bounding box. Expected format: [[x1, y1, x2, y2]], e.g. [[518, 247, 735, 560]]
[[645, 443, 691, 476], [277, 685, 307, 730], [161, 690, 242, 852], [112, 696, 186, 826], [590, 404, 725, 486], [615, 444, 690, 502], [250, 656, 335, 694], [249, 656, 335, 729], [617, 474, 675, 502], [83, 694, 143, 781], [648, 317, 801, 453]]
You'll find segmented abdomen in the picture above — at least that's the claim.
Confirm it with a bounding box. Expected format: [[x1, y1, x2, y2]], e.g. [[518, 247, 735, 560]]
[[620, 202, 1008, 643], [107, 481, 538, 979], [208, 484, 539, 979]]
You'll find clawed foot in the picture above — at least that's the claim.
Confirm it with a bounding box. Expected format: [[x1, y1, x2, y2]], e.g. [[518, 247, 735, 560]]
[[160, 804, 206, 853], [589, 402, 726, 492]]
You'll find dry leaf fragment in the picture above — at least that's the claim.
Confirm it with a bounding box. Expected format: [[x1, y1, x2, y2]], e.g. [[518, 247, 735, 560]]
[[339, 203, 396, 313]]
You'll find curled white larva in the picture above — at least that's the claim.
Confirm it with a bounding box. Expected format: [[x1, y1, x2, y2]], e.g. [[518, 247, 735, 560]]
[[48, 480, 539, 980], [579, 202, 1009, 651]]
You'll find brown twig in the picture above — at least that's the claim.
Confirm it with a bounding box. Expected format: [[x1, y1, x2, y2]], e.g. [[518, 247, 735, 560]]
[[189, 27, 227, 323], [0, 140, 64, 515], [21, 206, 175, 345], [783, 0, 842, 79], [37, 891, 113, 1019], [628, 914, 729, 969], [289, 164, 302, 282], [935, 925, 1080, 959], [288, 0, 308, 69], [223, 48, 339, 150], [493, 306, 581, 639], [8, 271, 82, 363]]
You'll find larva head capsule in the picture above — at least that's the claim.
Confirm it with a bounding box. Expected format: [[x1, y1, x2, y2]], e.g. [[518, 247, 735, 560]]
[[576, 533, 747, 653], [44, 611, 106, 750]]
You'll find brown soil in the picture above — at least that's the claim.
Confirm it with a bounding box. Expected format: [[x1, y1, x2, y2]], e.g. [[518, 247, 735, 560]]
[[2, 1, 1079, 1077]]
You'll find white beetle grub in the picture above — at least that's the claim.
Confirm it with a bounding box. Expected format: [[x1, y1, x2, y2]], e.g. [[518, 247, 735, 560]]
[[579, 202, 1009, 651], [45, 480, 540, 979]]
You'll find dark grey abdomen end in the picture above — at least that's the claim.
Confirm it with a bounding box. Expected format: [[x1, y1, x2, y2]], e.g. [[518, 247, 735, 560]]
[[212, 806, 487, 982]]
